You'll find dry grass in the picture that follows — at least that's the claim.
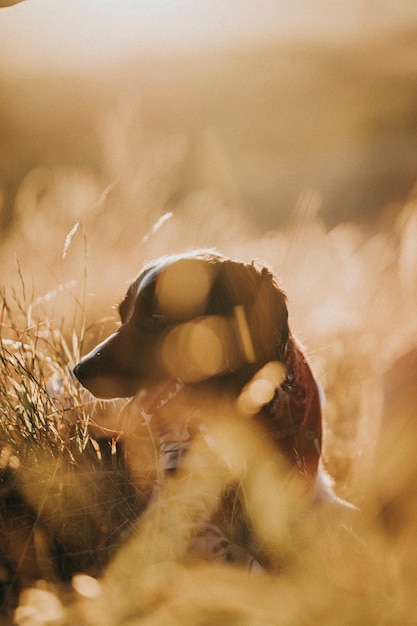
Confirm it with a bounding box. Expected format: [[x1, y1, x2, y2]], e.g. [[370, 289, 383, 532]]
[[1, 186, 417, 623], [1, 38, 417, 622]]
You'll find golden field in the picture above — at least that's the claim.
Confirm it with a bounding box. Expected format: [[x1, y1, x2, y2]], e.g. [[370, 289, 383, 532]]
[[1, 25, 417, 625]]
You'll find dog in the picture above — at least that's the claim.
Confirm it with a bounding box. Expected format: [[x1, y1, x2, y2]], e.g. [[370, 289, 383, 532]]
[[74, 251, 322, 474], [74, 251, 326, 568]]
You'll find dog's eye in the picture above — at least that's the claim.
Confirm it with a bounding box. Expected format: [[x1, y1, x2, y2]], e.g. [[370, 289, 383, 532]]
[[149, 314, 166, 326]]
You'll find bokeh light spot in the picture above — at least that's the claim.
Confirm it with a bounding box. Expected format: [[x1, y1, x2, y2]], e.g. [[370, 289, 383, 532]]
[[156, 259, 215, 320], [72, 574, 102, 599], [238, 361, 287, 415], [161, 316, 235, 383]]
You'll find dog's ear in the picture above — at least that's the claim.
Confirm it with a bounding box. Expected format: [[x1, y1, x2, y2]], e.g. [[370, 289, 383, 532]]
[[250, 264, 289, 363], [210, 261, 289, 365]]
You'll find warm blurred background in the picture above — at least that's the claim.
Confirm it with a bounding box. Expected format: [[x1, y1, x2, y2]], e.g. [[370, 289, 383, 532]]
[[1, 0, 417, 491]]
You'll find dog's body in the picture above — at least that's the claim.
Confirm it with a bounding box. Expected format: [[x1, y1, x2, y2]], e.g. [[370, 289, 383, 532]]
[[74, 251, 326, 567]]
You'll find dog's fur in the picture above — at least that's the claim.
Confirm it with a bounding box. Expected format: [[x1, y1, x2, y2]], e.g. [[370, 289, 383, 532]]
[[74, 251, 322, 479]]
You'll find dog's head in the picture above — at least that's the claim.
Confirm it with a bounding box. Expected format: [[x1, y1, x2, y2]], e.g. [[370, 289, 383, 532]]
[[73, 251, 289, 400]]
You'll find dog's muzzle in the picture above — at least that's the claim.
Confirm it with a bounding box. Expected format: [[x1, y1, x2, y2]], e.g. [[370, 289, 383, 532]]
[[73, 332, 141, 398]]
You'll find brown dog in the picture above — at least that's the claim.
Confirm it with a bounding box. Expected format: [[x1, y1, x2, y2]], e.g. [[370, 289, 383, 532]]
[[74, 251, 328, 569], [74, 251, 322, 480]]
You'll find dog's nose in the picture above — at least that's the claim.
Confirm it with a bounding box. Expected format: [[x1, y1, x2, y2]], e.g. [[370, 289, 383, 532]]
[[73, 361, 81, 381], [73, 357, 98, 386]]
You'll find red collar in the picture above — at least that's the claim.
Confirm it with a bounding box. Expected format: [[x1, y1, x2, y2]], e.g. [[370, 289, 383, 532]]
[[263, 338, 322, 481]]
